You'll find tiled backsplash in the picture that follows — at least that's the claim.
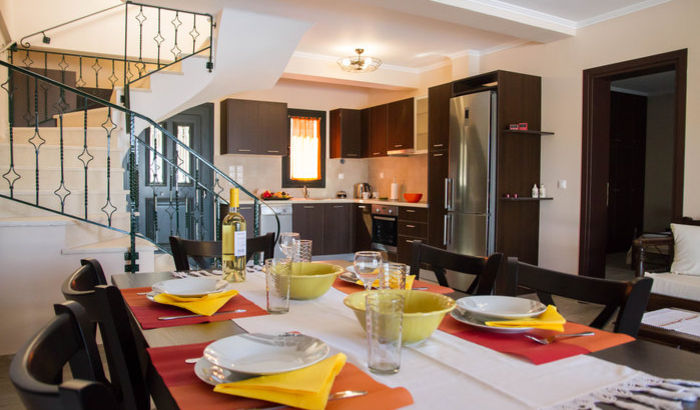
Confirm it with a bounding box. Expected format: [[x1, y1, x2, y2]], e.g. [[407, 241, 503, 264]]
[[367, 155, 428, 200]]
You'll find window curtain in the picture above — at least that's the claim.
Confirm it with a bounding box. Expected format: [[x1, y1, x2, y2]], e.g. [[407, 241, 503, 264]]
[[290, 116, 321, 181]]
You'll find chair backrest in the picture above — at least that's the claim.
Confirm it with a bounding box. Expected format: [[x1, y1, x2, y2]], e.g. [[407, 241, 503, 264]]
[[61, 259, 150, 410], [408, 240, 504, 295], [501, 257, 653, 336], [169, 232, 276, 271], [10, 301, 118, 410]]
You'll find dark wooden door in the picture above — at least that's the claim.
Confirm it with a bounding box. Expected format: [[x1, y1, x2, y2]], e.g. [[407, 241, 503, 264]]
[[427, 150, 448, 248], [387, 98, 414, 150], [292, 203, 325, 255], [139, 103, 214, 247], [368, 104, 388, 157], [428, 83, 451, 152], [323, 204, 352, 254], [607, 91, 647, 253], [330, 109, 361, 158]]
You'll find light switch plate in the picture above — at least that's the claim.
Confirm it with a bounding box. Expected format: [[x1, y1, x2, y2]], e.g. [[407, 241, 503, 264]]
[[558, 179, 567, 189]]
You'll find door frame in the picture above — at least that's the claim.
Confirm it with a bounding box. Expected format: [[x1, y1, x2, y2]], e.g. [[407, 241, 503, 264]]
[[579, 49, 687, 277]]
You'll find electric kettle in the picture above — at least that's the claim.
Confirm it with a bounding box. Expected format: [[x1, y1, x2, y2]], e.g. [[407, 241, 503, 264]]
[[353, 183, 372, 199]]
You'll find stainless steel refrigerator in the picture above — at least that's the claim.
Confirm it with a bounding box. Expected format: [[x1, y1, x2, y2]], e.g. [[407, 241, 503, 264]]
[[445, 90, 497, 257]]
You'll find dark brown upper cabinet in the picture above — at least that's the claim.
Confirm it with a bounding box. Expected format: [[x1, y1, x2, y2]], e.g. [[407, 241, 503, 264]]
[[428, 83, 451, 152], [368, 104, 388, 157], [387, 98, 414, 151], [220, 98, 288, 155], [330, 109, 362, 159]]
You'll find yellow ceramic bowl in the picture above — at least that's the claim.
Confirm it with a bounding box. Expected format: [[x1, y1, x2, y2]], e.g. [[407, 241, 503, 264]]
[[289, 262, 344, 300], [343, 289, 456, 344]]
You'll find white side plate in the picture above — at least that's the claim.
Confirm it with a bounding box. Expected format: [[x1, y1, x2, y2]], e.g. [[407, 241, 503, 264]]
[[203, 333, 330, 375], [450, 310, 533, 334], [456, 295, 546, 320], [151, 277, 232, 297], [194, 358, 253, 386]]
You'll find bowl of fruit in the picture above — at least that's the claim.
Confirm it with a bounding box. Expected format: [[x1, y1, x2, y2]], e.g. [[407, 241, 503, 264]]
[[260, 190, 291, 200]]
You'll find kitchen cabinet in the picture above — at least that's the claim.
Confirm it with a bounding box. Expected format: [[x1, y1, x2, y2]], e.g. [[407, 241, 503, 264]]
[[427, 150, 448, 249], [360, 108, 370, 157], [220, 98, 288, 155], [219, 203, 256, 238], [387, 98, 414, 151], [397, 206, 429, 264], [323, 204, 353, 254], [368, 104, 388, 157], [428, 83, 451, 152], [354, 204, 373, 251], [330, 109, 362, 158], [292, 203, 325, 255]]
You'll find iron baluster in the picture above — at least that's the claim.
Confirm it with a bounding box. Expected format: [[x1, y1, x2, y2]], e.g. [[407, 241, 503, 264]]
[[100, 108, 117, 225], [154, 8, 163, 68], [2, 64, 21, 197], [76, 57, 85, 88], [41, 53, 48, 124], [29, 77, 45, 204], [91, 58, 102, 92], [108, 60, 118, 88], [207, 16, 214, 71], [77, 98, 94, 219], [171, 11, 182, 60], [135, 5, 146, 64], [174, 146, 180, 237], [53, 102, 71, 213], [126, 112, 139, 273], [190, 14, 199, 54]]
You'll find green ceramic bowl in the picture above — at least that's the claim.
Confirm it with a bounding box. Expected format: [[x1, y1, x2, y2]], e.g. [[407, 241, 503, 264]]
[[343, 289, 456, 344], [289, 262, 344, 300]]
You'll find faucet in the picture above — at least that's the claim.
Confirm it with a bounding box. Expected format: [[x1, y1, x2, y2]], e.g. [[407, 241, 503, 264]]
[[302, 185, 309, 199]]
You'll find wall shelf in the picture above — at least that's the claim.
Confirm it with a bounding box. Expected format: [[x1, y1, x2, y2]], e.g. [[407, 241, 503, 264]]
[[504, 129, 554, 135], [500, 197, 554, 201]]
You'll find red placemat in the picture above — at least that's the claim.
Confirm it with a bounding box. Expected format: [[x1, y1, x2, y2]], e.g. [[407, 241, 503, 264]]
[[121, 287, 268, 329], [332, 277, 453, 295], [147, 341, 414, 410], [439, 315, 634, 365]]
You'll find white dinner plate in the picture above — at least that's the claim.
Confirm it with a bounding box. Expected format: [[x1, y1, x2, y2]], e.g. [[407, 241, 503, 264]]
[[450, 310, 533, 334], [203, 333, 330, 375], [151, 277, 232, 297], [194, 358, 254, 386], [456, 295, 546, 320]]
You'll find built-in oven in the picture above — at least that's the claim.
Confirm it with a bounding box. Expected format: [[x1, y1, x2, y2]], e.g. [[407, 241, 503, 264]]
[[371, 204, 398, 255]]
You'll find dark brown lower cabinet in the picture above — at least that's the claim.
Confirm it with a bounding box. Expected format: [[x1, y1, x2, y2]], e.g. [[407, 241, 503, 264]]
[[354, 204, 373, 252], [323, 204, 353, 254], [397, 206, 429, 263], [427, 150, 448, 248], [292, 204, 325, 255]]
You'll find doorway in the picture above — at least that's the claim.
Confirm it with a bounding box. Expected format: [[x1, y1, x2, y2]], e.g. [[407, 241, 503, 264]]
[[579, 49, 687, 278]]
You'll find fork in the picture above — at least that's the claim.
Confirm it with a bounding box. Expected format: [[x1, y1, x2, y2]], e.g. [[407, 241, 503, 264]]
[[525, 332, 595, 344]]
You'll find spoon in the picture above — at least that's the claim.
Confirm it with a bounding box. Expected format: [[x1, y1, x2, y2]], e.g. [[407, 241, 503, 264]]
[[525, 332, 595, 344]]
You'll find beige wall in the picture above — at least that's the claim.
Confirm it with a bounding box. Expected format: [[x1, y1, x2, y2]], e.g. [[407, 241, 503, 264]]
[[367, 155, 428, 200], [478, 0, 699, 273]]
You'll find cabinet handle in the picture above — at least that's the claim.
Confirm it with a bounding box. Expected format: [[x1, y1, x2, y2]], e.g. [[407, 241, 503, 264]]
[[433, 153, 443, 157], [394, 144, 403, 148], [405, 239, 414, 244], [406, 209, 415, 213], [266, 150, 280, 153], [333, 205, 344, 208], [406, 224, 416, 228], [347, 154, 358, 157], [358, 205, 366, 209], [237, 149, 252, 152], [433, 144, 443, 147], [373, 152, 380, 155], [240, 206, 252, 210], [304, 206, 314, 209]]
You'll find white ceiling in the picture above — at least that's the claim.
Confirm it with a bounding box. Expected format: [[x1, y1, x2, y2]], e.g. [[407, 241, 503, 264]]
[[612, 71, 676, 96]]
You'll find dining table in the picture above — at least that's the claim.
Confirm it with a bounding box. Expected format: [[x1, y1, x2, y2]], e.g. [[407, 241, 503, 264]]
[[112, 260, 700, 410]]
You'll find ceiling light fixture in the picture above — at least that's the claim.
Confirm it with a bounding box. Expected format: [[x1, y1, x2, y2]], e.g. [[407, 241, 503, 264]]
[[337, 48, 382, 73]]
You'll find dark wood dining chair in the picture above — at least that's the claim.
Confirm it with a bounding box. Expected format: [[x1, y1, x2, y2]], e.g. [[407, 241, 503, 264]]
[[500, 257, 653, 336], [169, 232, 276, 271], [10, 301, 118, 410], [61, 259, 150, 410], [408, 240, 504, 295]]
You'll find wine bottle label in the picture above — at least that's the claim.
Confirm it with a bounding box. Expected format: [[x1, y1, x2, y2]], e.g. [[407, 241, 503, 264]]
[[234, 231, 246, 257]]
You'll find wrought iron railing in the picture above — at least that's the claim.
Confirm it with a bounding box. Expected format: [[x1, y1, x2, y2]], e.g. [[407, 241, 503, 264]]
[[0, 60, 279, 272], [12, 0, 214, 111]]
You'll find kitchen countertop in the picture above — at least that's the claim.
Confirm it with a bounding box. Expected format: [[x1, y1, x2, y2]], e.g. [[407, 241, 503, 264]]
[[240, 197, 428, 208]]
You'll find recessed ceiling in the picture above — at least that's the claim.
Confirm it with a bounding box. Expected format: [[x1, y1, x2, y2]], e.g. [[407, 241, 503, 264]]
[[611, 71, 676, 96]]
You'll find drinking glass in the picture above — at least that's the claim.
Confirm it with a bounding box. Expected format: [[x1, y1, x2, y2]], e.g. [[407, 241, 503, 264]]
[[264, 258, 291, 314], [354, 251, 383, 291], [378, 262, 408, 290], [278, 232, 300, 258], [366, 290, 404, 374], [293, 239, 313, 262]]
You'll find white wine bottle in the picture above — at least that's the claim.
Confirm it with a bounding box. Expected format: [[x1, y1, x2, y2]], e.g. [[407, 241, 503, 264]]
[[222, 188, 246, 282]]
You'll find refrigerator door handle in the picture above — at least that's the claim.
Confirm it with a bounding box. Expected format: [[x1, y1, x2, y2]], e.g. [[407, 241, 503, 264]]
[[443, 213, 453, 246], [444, 178, 453, 210]]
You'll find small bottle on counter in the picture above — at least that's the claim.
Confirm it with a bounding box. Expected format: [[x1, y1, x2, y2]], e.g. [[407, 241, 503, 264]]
[[390, 178, 399, 200], [531, 184, 539, 198], [539, 184, 547, 198]]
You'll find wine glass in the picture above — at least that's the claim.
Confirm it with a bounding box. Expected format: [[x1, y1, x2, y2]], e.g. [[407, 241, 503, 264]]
[[278, 232, 299, 258], [354, 251, 383, 291]]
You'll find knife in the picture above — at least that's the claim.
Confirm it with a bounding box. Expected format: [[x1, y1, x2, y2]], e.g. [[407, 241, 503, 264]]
[[158, 309, 247, 320]]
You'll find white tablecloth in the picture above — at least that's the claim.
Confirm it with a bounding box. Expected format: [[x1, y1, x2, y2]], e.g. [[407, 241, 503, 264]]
[[230, 271, 641, 409]]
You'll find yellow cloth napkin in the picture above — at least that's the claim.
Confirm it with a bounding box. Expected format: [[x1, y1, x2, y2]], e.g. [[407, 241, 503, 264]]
[[356, 275, 416, 289], [153, 289, 238, 316], [484, 305, 566, 332], [214, 353, 347, 410]]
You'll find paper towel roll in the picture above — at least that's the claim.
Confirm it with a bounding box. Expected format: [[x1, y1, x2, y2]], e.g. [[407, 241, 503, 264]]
[[390, 182, 399, 200]]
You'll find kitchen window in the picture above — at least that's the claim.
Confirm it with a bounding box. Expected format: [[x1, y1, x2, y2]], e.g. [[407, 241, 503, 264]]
[[282, 109, 326, 188]]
